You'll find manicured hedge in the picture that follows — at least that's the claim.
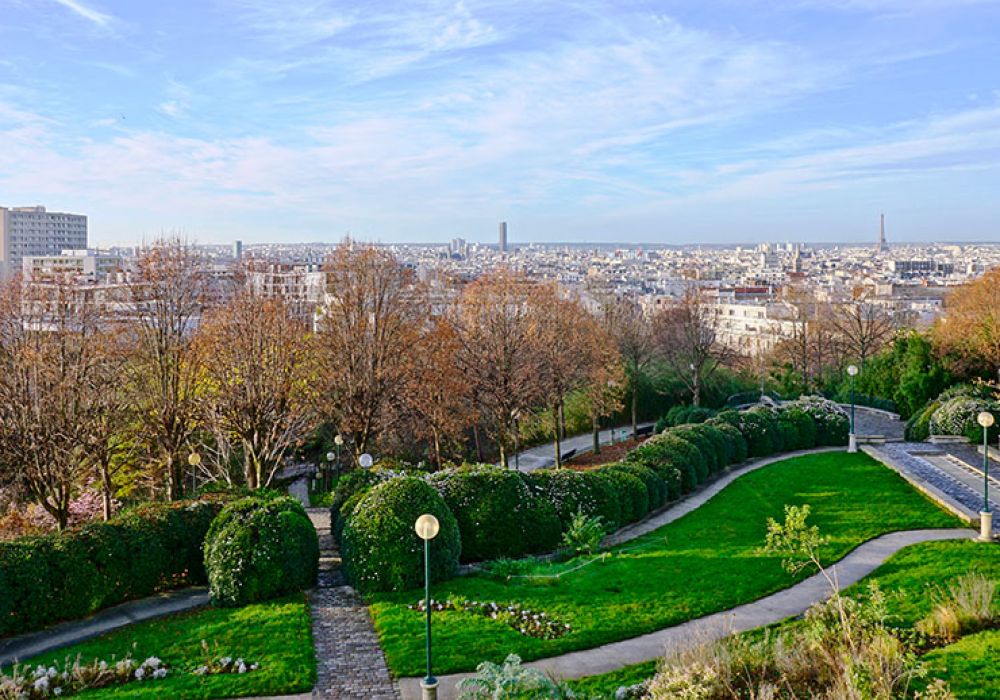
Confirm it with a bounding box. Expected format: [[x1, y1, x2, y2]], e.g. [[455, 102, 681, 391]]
[[0, 500, 222, 637], [523, 469, 621, 532], [792, 396, 849, 447], [738, 407, 782, 457], [594, 468, 648, 524], [778, 408, 817, 451], [669, 426, 720, 474], [341, 477, 461, 593], [427, 466, 560, 562], [654, 405, 717, 433], [204, 495, 319, 607], [606, 463, 668, 511]]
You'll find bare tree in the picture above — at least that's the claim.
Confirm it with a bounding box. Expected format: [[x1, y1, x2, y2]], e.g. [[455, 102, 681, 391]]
[[127, 238, 210, 500], [452, 269, 541, 468], [0, 279, 105, 528], [652, 289, 733, 406], [316, 242, 426, 461], [826, 293, 896, 366], [599, 294, 654, 436], [195, 292, 319, 489]]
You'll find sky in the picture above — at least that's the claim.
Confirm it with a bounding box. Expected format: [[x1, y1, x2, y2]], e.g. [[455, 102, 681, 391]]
[[1, 1, 1000, 246]]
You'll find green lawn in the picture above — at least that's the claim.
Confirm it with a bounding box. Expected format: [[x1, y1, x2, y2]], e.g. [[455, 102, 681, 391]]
[[568, 539, 1000, 699], [371, 451, 961, 677], [7, 594, 316, 699]]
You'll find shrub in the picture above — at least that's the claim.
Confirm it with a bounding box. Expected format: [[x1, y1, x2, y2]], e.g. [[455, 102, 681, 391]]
[[329, 468, 401, 531], [737, 407, 781, 457], [204, 495, 319, 607], [0, 499, 221, 637], [560, 511, 606, 556], [607, 463, 669, 511], [688, 424, 731, 470], [655, 433, 708, 484], [427, 466, 560, 562], [788, 395, 848, 446], [906, 399, 940, 442], [523, 469, 621, 532], [707, 421, 748, 464], [777, 408, 817, 451], [929, 396, 1000, 442], [655, 405, 718, 433], [595, 468, 648, 524], [341, 477, 460, 593], [669, 426, 719, 474]]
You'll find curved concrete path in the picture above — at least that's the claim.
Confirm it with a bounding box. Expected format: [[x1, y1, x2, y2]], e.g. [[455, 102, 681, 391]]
[[398, 528, 976, 700]]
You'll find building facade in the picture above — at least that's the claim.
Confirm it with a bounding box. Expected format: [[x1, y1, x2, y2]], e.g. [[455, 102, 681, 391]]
[[0, 206, 88, 280]]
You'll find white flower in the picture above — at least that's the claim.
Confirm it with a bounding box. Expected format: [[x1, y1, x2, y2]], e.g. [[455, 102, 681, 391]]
[[144, 657, 161, 669], [135, 667, 145, 680], [98, 661, 108, 672], [194, 666, 208, 675], [48, 667, 57, 678], [220, 656, 232, 666], [54, 688, 63, 696], [237, 663, 247, 674], [33, 677, 49, 691], [153, 668, 168, 679]]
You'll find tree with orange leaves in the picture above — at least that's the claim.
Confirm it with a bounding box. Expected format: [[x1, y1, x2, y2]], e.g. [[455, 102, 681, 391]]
[[933, 267, 1000, 376]]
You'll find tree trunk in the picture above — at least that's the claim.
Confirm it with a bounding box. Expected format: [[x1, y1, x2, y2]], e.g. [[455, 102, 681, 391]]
[[473, 424, 483, 462], [592, 412, 600, 455], [101, 464, 113, 521], [692, 368, 701, 407], [559, 402, 566, 441], [498, 439, 507, 469], [552, 406, 562, 469], [432, 427, 442, 469], [167, 453, 183, 501], [631, 384, 639, 438]]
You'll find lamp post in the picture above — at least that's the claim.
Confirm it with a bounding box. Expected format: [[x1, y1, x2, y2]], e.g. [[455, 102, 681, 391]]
[[847, 364, 859, 453], [976, 411, 995, 542], [334, 434, 344, 470], [324, 451, 335, 492], [512, 410, 520, 471], [188, 451, 201, 495], [414, 513, 440, 700]]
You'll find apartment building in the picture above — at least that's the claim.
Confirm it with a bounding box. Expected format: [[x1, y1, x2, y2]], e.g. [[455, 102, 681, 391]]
[[0, 206, 88, 280]]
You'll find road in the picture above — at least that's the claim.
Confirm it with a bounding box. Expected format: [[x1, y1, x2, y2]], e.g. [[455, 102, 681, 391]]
[[510, 423, 654, 472]]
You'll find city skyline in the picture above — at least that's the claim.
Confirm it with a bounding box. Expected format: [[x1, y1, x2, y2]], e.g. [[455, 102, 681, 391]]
[[2, 1, 1000, 245]]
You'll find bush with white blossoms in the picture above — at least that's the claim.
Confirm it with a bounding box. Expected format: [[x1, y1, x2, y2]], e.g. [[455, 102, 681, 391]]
[[929, 396, 1000, 440], [192, 640, 260, 676], [0, 654, 167, 699], [409, 599, 571, 640]]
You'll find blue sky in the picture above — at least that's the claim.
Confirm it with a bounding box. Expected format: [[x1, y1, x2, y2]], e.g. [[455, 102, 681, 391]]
[[1, 0, 999, 245]]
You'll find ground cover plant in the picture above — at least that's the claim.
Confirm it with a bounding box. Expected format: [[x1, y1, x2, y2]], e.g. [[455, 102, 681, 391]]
[[369, 451, 959, 676], [4, 594, 315, 700]]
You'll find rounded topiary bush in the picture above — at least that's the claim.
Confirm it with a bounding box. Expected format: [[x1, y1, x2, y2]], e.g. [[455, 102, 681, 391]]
[[658, 433, 708, 484], [688, 424, 730, 470], [930, 396, 1000, 442], [669, 426, 719, 474], [738, 407, 781, 457], [524, 469, 621, 532], [341, 477, 460, 593], [595, 468, 648, 525], [789, 396, 848, 446], [906, 400, 939, 442], [777, 407, 817, 451], [204, 496, 319, 607], [608, 463, 668, 510], [330, 468, 401, 532], [427, 466, 560, 562], [710, 421, 748, 463]]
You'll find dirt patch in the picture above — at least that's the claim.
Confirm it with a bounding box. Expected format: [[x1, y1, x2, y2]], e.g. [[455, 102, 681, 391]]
[[565, 437, 645, 470]]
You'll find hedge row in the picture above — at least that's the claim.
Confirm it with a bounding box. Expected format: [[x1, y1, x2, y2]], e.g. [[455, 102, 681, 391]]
[[0, 500, 223, 637], [335, 396, 849, 594]]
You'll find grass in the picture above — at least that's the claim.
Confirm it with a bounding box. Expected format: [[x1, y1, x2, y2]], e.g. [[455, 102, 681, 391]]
[[7, 594, 316, 699], [370, 451, 961, 677], [567, 539, 1000, 698]]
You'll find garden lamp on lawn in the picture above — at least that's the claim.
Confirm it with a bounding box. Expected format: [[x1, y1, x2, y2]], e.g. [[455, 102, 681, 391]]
[[415, 513, 440, 700], [847, 364, 859, 453], [188, 451, 201, 496], [976, 411, 995, 542], [324, 451, 335, 491]]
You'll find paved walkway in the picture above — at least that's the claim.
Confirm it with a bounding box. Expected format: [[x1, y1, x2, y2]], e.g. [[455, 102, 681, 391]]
[[513, 423, 654, 472], [398, 528, 976, 700]]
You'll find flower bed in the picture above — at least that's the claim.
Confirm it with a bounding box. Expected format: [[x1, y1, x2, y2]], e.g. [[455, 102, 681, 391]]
[[408, 599, 571, 639], [1, 654, 168, 699]]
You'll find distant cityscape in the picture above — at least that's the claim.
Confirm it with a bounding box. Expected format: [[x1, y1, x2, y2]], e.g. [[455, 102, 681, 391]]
[[4, 202, 999, 360]]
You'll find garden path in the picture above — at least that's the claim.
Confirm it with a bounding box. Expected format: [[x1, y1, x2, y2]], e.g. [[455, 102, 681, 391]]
[[512, 422, 655, 472], [397, 528, 977, 700]]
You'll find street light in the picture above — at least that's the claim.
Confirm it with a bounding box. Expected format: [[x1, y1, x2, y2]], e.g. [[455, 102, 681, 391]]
[[847, 364, 859, 453], [414, 513, 440, 700], [976, 411, 995, 542], [512, 410, 521, 472], [188, 452, 201, 496], [359, 453, 374, 469]]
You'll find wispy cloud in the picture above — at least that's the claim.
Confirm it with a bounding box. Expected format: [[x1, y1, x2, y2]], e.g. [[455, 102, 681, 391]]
[[50, 0, 116, 28]]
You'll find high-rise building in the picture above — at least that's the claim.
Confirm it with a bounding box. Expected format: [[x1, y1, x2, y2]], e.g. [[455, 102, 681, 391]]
[[233, 240, 244, 261], [498, 221, 508, 252], [0, 206, 88, 279]]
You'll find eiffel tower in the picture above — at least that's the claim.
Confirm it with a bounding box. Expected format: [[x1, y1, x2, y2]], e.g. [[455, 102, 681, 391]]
[[876, 213, 888, 253]]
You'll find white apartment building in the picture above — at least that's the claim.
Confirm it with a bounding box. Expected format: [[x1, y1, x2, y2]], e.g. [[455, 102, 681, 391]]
[[0, 206, 88, 280], [713, 300, 798, 356], [22, 249, 125, 282]]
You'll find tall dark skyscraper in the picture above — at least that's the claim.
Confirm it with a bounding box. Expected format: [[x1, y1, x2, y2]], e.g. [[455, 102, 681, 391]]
[[499, 221, 508, 252]]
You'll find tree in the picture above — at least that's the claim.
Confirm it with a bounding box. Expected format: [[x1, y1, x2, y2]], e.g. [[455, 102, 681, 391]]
[[825, 293, 896, 367], [599, 294, 654, 436], [652, 289, 733, 406], [316, 242, 426, 461], [195, 292, 319, 489], [127, 238, 210, 500], [583, 337, 625, 455], [399, 316, 472, 468], [0, 279, 105, 528], [933, 267, 1000, 376], [452, 269, 542, 468]]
